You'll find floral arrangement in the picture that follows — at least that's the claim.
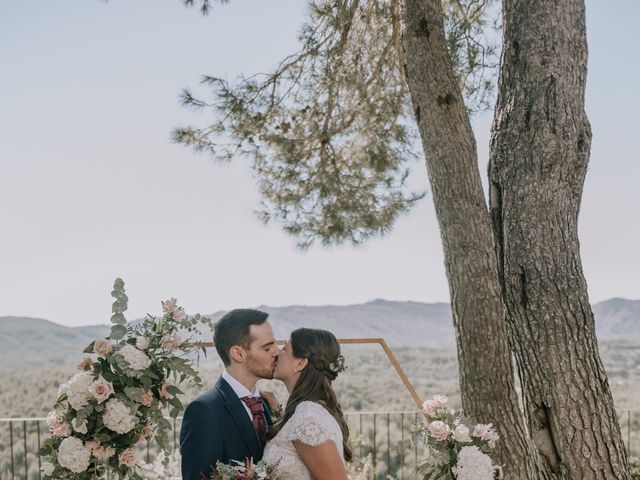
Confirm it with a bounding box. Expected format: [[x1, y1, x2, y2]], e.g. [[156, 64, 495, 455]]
[[413, 395, 501, 480], [212, 458, 280, 480], [39, 278, 214, 479]]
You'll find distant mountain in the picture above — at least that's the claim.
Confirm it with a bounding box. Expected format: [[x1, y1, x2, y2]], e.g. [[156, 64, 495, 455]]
[[593, 298, 640, 338], [1, 298, 637, 368]]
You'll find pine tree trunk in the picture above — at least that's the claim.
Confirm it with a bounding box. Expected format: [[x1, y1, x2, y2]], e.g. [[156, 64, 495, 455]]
[[489, 0, 631, 478], [401, 0, 534, 476]]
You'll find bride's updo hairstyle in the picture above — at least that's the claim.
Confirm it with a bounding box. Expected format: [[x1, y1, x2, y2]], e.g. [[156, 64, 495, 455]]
[[266, 328, 352, 462]]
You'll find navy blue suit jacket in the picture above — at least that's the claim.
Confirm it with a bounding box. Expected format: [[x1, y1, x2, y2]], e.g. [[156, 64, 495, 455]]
[[179, 377, 274, 480]]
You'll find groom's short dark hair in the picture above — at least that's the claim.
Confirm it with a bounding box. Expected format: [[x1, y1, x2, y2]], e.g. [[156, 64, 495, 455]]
[[214, 309, 269, 366]]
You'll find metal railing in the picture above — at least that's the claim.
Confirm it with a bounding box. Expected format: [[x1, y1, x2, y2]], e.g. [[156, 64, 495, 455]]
[[1, 410, 638, 480]]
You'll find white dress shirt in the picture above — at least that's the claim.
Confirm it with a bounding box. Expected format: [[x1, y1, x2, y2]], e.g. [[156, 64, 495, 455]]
[[222, 370, 261, 420]]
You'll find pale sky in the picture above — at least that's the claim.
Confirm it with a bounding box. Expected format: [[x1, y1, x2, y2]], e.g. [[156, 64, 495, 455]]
[[1, 0, 638, 327]]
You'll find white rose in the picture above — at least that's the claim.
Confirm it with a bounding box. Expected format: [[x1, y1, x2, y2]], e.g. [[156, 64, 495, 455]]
[[94, 339, 113, 357], [136, 335, 150, 350], [66, 372, 94, 411], [453, 424, 471, 443], [58, 437, 91, 473], [120, 345, 151, 374], [41, 462, 55, 476]]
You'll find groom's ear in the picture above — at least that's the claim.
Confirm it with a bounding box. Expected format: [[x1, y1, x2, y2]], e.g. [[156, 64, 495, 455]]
[[229, 345, 246, 363]]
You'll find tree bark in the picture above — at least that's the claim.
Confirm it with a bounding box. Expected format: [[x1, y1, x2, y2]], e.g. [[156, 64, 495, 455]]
[[489, 0, 631, 478], [401, 0, 535, 476]]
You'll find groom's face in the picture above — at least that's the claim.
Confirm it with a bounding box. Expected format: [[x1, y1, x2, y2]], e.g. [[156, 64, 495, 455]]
[[245, 321, 279, 380]]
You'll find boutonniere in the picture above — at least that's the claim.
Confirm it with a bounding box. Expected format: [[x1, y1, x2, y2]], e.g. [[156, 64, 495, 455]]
[[260, 391, 284, 423]]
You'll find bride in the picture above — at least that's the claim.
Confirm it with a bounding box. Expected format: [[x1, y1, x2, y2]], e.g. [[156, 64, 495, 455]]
[[262, 328, 352, 480]]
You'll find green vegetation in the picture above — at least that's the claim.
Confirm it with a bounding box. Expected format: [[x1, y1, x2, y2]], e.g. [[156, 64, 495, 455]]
[[1, 341, 638, 479]]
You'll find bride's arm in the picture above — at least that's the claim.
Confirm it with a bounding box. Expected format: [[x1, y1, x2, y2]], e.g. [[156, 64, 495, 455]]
[[292, 440, 349, 480]]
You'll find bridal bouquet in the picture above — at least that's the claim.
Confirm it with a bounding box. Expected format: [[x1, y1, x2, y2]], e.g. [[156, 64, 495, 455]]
[[211, 458, 280, 480], [413, 395, 501, 480], [39, 278, 214, 480]]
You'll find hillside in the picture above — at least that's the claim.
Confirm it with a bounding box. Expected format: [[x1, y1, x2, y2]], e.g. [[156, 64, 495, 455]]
[[1, 297, 637, 368]]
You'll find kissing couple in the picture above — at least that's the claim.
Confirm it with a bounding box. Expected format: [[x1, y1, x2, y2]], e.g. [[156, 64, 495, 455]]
[[179, 309, 352, 480]]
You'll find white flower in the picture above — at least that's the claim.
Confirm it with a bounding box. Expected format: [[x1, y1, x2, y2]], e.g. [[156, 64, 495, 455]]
[[66, 372, 94, 411], [103, 398, 137, 434], [72, 417, 88, 434], [41, 461, 55, 476], [136, 335, 150, 350], [452, 446, 494, 480], [453, 424, 471, 443], [58, 437, 91, 473], [472, 423, 500, 448], [120, 345, 151, 373]]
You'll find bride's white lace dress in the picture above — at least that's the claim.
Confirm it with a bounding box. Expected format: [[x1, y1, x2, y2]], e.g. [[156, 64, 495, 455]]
[[263, 401, 344, 479]]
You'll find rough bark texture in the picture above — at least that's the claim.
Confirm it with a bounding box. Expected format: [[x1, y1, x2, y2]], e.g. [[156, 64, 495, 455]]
[[489, 1, 631, 478], [401, 0, 535, 476]]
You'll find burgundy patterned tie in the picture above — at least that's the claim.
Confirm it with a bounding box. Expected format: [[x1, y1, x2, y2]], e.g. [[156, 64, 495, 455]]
[[241, 396, 266, 445]]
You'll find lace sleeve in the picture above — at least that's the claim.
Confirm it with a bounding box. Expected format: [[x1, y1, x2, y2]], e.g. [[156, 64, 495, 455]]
[[282, 402, 341, 447]]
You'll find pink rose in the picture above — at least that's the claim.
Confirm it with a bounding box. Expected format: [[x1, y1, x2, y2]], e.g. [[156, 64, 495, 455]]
[[89, 376, 114, 404], [172, 308, 187, 322], [46, 412, 71, 438], [140, 390, 154, 407], [472, 423, 500, 448], [118, 448, 137, 467], [141, 424, 155, 439], [161, 298, 178, 314], [93, 445, 116, 460], [85, 440, 99, 453], [428, 420, 450, 441], [422, 394, 449, 419], [94, 339, 113, 357], [161, 332, 182, 351], [159, 380, 171, 399], [77, 357, 93, 370]]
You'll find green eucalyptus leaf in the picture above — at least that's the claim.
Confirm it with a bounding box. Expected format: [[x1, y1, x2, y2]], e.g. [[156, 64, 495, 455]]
[[110, 313, 127, 325], [110, 325, 127, 340]]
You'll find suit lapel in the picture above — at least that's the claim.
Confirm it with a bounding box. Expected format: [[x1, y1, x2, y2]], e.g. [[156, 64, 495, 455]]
[[216, 377, 262, 459], [261, 395, 274, 428]]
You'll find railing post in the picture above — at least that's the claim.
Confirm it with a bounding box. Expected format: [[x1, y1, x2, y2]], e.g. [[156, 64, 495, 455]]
[[10, 420, 15, 480], [37, 421, 42, 480], [386, 413, 391, 476], [372, 413, 377, 474], [400, 412, 405, 480], [628, 410, 632, 456], [23, 420, 28, 480], [359, 414, 363, 460]]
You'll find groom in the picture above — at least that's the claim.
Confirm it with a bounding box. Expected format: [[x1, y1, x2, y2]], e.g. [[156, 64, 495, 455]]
[[180, 309, 280, 480]]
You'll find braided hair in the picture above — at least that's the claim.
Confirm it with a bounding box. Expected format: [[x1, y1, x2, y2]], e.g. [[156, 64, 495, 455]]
[[266, 328, 352, 462]]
